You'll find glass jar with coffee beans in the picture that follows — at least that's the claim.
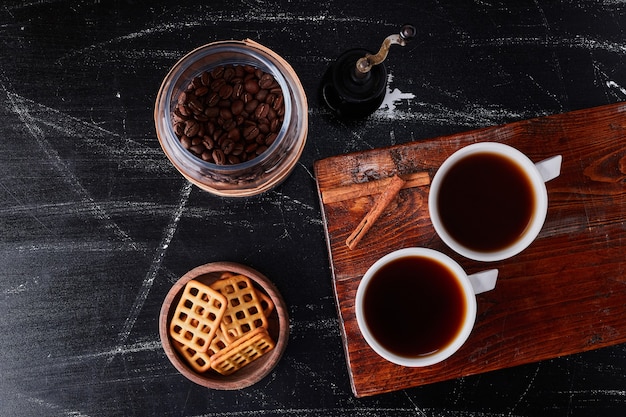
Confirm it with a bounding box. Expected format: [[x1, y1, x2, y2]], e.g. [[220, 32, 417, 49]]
[[155, 40, 308, 197]]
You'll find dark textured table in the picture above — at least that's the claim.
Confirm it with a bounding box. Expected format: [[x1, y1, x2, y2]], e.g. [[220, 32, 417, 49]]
[[1, 1, 625, 416]]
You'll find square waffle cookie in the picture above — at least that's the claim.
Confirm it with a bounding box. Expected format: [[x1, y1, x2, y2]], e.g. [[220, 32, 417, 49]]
[[172, 340, 212, 373], [210, 327, 276, 375], [169, 280, 227, 353], [210, 274, 270, 343]]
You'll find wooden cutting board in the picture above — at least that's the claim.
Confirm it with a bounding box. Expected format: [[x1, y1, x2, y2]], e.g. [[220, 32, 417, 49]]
[[313, 102, 626, 397]]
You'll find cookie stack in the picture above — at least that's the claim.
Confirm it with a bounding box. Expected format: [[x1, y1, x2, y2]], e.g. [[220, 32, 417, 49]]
[[169, 272, 275, 375]]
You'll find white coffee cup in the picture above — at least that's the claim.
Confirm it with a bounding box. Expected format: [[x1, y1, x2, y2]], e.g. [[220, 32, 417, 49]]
[[355, 247, 498, 367], [428, 142, 562, 262]]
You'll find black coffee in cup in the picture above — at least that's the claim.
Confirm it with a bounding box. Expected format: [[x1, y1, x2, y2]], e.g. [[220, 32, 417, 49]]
[[436, 152, 536, 252], [361, 255, 467, 358]]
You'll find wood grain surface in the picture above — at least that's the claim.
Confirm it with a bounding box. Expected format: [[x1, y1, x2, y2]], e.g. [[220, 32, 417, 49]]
[[315, 102, 626, 397]]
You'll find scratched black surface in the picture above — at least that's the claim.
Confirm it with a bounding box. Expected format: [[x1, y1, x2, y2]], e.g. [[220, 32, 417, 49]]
[[1, 0, 625, 416]]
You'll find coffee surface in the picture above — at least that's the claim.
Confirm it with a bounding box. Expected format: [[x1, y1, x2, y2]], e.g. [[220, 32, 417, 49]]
[[437, 152, 535, 252], [363, 256, 467, 358]]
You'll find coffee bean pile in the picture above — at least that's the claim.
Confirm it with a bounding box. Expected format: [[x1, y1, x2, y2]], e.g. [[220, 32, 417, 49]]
[[172, 64, 285, 165]]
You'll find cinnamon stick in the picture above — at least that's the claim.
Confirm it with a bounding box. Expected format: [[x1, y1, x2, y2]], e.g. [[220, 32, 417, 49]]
[[345, 175, 406, 250], [322, 171, 430, 204]]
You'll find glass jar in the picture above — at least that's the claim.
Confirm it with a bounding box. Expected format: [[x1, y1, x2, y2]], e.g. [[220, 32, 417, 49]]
[[154, 39, 308, 197]]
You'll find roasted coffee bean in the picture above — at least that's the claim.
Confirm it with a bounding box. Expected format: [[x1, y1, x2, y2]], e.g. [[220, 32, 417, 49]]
[[201, 151, 212, 162], [222, 119, 236, 132], [211, 66, 224, 79], [205, 106, 220, 118], [265, 93, 276, 106], [231, 141, 244, 156], [245, 78, 260, 94], [202, 136, 215, 150], [216, 132, 229, 147], [223, 66, 235, 81], [201, 71, 210, 86], [210, 77, 226, 92], [219, 107, 233, 120], [227, 128, 241, 141], [174, 122, 185, 136], [184, 120, 200, 137], [173, 108, 186, 123], [212, 149, 226, 165], [195, 86, 209, 97], [221, 139, 235, 155], [172, 63, 285, 166], [255, 88, 269, 102], [191, 76, 203, 89], [265, 132, 278, 146], [206, 122, 215, 136], [194, 113, 209, 122], [190, 144, 204, 155], [270, 118, 281, 132], [180, 135, 192, 149], [255, 103, 269, 119], [178, 103, 191, 117], [188, 98, 204, 115], [258, 73, 274, 89], [231, 99, 244, 115], [232, 83, 244, 99], [243, 124, 260, 141], [272, 94, 283, 111], [258, 122, 270, 134], [245, 142, 258, 154], [207, 92, 220, 107], [245, 99, 259, 114], [218, 84, 233, 100]]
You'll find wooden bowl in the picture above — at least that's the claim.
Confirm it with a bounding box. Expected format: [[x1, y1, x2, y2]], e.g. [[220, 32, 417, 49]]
[[159, 261, 289, 389]]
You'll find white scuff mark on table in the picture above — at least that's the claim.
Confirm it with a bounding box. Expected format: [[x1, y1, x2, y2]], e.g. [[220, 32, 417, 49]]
[[48, 339, 163, 365], [402, 390, 430, 417], [368, 72, 532, 126], [375, 71, 416, 119], [2, 276, 38, 295], [12, 392, 92, 417], [593, 61, 626, 98], [109, 181, 192, 361], [1, 81, 145, 253], [606, 80, 626, 96], [5, 91, 168, 173], [507, 363, 541, 417], [54, 9, 384, 64], [557, 389, 626, 396]]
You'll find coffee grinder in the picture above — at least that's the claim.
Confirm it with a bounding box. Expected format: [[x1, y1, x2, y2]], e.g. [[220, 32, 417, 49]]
[[319, 24, 416, 119]]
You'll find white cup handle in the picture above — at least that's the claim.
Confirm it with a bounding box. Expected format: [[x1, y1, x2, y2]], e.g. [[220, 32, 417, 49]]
[[535, 155, 562, 182], [467, 269, 498, 295]]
